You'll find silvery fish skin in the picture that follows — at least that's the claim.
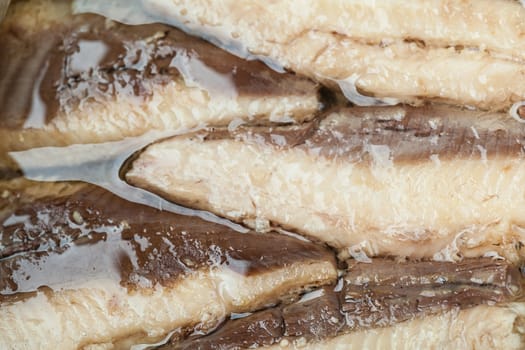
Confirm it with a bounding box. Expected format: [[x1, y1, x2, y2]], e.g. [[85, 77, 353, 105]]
[[128, 105, 525, 262], [0, 0, 319, 154], [0, 180, 337, 349], [142, 0, 525, 111]]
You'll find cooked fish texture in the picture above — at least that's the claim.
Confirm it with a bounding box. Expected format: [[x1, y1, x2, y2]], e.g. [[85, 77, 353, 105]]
[[161, 259, 523, 349], [265, 303, 525, 350], [168, 305, 525, 350], [0, 180, 336, 349], [128, 105, 525, 262], [0, 0, 319, 153], [143, 0, 525, 111]]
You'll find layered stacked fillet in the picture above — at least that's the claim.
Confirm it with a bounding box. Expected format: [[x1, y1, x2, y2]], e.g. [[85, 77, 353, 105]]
[[2, 0, 525, 349], [143, 0, 525, 111], [0, 179, 336, 349], [128, 105, 525, 263], [0, 0, 319, 153], [126, 105, 525, 348], [164, 260, 524, 350]]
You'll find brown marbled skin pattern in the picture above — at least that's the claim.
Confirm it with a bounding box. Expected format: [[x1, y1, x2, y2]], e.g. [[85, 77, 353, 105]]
[[0, 182, 336, 300], [164, 258, 522, 349], [0, 8, 315, 130], [191, 105, 525, 164]]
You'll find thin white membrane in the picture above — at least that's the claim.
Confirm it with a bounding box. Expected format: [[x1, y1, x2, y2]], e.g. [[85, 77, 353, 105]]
[[85, 0, 525, 114], [71, 0, 287, 73], [72, 0, 159, 25], [8, 130, 248, 233], [70, 0, 402, 107], [509, 101, 525, 123], [130, 330, 178, 350], [335, 74, 400, 107]]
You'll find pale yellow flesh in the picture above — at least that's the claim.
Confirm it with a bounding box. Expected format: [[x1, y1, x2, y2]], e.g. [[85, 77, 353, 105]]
[[128, 133, 525, 262], [143, 0, 525, 110], [2, 79, 318, 152], [144, 0, 525, 59], [1, 0, 319, 152], [266, 303, 525, 350], [0, 262, 336, 349]]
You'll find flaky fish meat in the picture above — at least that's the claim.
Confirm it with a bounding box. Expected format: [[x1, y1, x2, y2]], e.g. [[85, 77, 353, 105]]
[[160, 258, 523, 349], [0, 0, 319, 154], [128, 105, 525, 262], [142, 0, 525, 111], [0, 180, 336, 349]]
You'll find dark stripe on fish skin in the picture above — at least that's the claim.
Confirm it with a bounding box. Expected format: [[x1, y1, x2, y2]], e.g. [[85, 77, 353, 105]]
[[0, 8, 316, 129], [177, 309, 285, 350], [162, 258, 523, 349], [184, 105, 525, 163], [0, 182, 336, 299]]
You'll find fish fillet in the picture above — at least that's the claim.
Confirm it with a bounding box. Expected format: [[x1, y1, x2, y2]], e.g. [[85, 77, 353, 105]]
[[0, 180, 337, 349], [0, 0, 319, 154], [267, 304, 525, 350], [142, 0, 525, 111], [162, 258, 523, 349], [127, 105, 525, 262]]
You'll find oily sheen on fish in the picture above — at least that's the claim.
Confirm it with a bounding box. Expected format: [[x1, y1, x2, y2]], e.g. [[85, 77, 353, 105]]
[[0, 0, 319, 154], [0, 180, 337, 349], [256, 304, 525, 350], [142, 0, 525, 111], [127, 105, 525, 262], [161, 259, 523, 349]]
